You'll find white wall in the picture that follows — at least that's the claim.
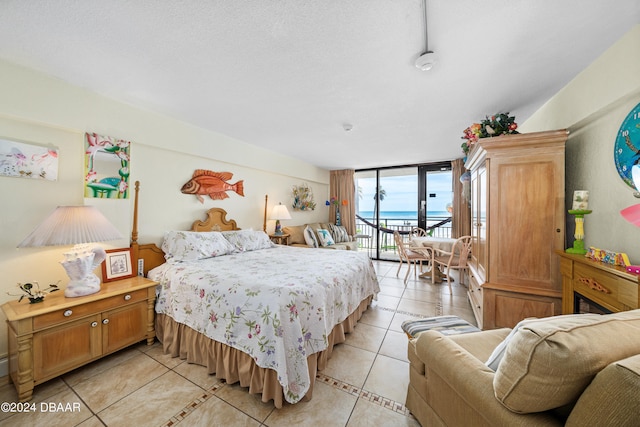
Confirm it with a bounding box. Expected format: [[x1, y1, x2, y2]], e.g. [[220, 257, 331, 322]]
[[0, 60, 330, 360], [521, 25, 640, 262]]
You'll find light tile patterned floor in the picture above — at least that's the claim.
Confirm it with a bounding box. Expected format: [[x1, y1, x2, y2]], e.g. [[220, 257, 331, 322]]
[[0, 260, 475, 426]]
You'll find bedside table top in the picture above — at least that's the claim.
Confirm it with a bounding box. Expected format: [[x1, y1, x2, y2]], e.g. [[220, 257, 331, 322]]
[[2, 276, 158, 321]]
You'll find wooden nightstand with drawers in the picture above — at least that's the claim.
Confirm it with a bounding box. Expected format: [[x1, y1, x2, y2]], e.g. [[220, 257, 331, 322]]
[[1, 276, 157, 402]]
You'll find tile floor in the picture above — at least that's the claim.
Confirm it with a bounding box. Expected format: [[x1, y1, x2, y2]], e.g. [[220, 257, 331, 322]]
[[0, 260, 476, 427]]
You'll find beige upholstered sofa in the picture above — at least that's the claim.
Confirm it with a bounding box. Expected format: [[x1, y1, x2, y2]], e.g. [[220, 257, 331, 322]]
[[406, 309, 640, 426], [282, 222, 358, 250]]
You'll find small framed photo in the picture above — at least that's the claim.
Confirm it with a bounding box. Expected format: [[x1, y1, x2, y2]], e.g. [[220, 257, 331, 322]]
[[102, 248, 136, 282]]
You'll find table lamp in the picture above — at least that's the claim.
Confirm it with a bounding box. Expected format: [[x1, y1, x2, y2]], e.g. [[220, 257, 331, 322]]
[[270, 203, 291, 235], [17, 206, 123, 297]]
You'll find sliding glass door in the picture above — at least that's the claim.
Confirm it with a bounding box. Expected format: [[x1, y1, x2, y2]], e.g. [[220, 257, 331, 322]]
[[355, 163, 452, 260], [419, 163, 453, 237]]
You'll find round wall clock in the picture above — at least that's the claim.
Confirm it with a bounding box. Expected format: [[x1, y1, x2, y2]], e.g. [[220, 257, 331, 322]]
[[614, 101, 640, 189]]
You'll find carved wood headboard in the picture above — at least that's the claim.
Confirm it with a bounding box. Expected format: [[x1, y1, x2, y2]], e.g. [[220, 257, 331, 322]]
[[130, 181, 241, 276]]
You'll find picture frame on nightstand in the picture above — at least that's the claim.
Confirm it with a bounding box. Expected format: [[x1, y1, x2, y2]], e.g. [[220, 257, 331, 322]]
[[102, 248, 136, 282]]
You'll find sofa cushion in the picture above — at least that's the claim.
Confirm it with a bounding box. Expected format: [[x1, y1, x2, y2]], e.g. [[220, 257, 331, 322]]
[[566, 354, 640, 427], [493, 309, 640, 414], [283, 225, 306, 245]]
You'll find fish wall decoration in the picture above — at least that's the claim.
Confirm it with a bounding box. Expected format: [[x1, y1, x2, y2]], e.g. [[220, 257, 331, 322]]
[[181, 169, 244, 203]]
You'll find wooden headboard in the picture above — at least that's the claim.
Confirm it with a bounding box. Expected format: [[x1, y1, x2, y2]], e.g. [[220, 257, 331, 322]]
[[130, 181, 241, 276]]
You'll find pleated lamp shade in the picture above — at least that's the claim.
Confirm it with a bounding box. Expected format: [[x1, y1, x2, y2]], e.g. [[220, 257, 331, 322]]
[[18, 206, 123, 248]]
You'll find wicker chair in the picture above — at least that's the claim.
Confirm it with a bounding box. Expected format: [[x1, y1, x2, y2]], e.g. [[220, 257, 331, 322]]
[[394, 231, 432, 284], [431, 235, 472, 293]]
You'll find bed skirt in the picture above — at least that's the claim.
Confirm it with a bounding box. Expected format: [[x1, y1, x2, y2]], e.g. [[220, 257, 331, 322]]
[[155, 294, 374, 408]]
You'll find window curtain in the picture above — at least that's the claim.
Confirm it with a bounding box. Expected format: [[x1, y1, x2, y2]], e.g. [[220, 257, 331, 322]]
[[451, 158, 471, 238], [329, 169, 356, 236]]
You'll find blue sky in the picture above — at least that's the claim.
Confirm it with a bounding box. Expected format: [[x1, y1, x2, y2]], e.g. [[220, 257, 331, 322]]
[[355, 172, 452, 212]]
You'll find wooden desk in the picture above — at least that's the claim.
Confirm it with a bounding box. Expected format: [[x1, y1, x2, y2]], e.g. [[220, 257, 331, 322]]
[[557, 251, 640, 314]]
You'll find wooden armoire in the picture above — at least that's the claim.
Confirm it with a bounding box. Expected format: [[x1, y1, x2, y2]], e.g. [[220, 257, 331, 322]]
[[465, 129, 568, 329]]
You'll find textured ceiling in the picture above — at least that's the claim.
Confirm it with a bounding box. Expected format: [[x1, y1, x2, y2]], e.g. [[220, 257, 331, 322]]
[[0, 1, 638, 170]]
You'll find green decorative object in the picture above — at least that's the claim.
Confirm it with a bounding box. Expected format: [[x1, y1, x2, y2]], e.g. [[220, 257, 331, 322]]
[[566, 209, 592, 254]]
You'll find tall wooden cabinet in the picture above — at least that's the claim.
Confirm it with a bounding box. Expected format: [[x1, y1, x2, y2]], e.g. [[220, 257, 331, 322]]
[[465, 130, 568, 329]]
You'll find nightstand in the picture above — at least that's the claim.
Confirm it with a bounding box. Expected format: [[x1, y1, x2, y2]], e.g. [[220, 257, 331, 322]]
[[1, 276, 157, 402], [269, 233, 290, 245]]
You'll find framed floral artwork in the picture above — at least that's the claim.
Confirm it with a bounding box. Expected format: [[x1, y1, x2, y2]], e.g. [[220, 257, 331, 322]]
[[101, 248, 136, 282], [0, 137, 58, 180]]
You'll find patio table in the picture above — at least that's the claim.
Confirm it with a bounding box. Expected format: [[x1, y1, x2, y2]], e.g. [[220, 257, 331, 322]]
[[410, 236, 457, 283]]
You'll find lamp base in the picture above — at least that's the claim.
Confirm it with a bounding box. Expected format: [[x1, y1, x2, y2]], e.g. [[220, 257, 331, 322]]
[[60, 246, 106, 298], [64, 274, 101, 297]]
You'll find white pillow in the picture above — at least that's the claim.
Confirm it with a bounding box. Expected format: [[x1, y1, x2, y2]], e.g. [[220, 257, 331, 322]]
[[316, 229, 335, 247], [161, 231, 237, 262], [303, 225, 319, 248], [222, 229, 275, 252]]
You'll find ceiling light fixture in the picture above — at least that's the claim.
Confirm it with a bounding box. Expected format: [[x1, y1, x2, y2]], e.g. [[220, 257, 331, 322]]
[[415, 0, 437, 71]]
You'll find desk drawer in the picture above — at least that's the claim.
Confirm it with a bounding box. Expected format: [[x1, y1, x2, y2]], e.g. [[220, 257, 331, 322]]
[[33, 289, 147, 330], [573, 264, 638, 311]]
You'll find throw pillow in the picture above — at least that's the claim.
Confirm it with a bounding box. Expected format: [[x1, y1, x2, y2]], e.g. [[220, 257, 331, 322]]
[[316, 229, 335, 247], [493, 309, 640, 413], [303, 225, 319, 248], [328, 223, 349, 243]]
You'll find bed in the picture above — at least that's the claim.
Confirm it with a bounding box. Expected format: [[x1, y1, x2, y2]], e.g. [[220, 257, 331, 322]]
[[129, 182, 380, 407]]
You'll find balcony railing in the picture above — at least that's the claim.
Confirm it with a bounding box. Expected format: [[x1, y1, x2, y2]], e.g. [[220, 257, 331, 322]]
[[354, 214, 452, 259]]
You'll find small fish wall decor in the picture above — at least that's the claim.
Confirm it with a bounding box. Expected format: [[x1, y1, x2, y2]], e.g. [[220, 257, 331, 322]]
[[181, 169, 245, 203]]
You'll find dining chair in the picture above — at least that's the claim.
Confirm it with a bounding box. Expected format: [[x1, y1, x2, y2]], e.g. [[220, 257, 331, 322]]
[[394, 231, 432, 285], [410, 227, 428, 238], [431, 235, 472, 293]]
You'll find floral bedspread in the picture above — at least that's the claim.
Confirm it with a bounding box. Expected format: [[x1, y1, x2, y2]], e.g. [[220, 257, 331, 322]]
[[149, 245, 379, 403]]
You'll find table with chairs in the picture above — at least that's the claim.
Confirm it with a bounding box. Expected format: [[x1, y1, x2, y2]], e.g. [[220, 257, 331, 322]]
[[408, 231, 472, 293]]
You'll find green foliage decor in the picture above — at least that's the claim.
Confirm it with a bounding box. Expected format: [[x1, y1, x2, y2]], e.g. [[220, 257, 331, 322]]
[[461, 112, 519, 155]]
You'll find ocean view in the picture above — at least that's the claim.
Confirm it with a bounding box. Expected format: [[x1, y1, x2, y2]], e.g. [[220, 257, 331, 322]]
[[357, 210, 451, 226]]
